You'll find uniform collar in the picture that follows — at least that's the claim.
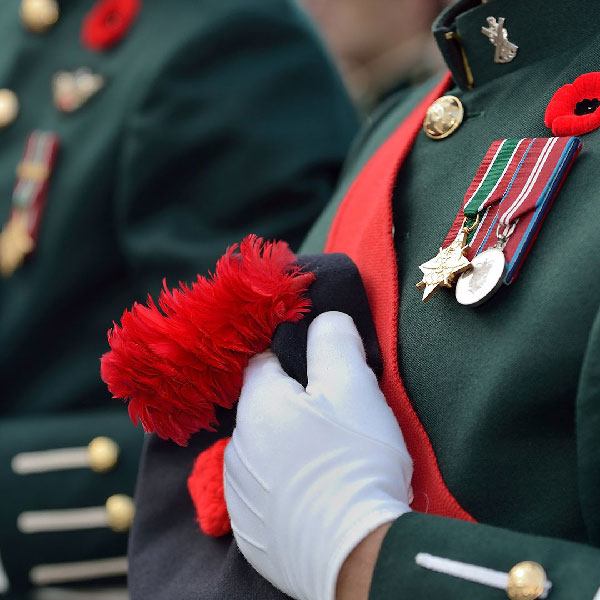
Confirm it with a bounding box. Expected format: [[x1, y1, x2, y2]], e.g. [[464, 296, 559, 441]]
[[434, 0, 599, 90]]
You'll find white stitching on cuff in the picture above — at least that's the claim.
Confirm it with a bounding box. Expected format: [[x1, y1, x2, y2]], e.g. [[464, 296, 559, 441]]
[[415, 553, 552, 598]]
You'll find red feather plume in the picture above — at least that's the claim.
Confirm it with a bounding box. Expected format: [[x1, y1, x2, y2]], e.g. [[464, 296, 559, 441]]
[[101, 235, 315, 446]]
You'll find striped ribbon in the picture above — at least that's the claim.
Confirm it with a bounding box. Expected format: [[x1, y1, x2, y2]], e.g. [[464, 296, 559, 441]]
[[443, 137, 581, 286], [11, 130, 59, 239], [442, 138, 531, 250], [475, 136, 582, 283]]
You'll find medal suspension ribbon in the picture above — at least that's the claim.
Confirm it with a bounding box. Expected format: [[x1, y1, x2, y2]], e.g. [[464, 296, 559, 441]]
[[442, 138, 531, 254], [0, 131, 59, 276], [12, 130, 59, 239], [420, 136, 581, 304], [416, 138, 532, 302], [475, 136, 581, 283]]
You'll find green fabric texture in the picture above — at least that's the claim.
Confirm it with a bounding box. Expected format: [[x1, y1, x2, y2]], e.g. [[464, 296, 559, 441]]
[[576, 304, 600, 547], [302, 0, 600, 596], [300, 80, 437, 255], [0, 411, 143, 589], [371, 513, 600, 599], [0, 0, 357, 596]]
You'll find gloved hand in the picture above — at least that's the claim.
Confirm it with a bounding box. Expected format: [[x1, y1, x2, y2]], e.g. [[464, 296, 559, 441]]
[[224, 311, 412, 600]]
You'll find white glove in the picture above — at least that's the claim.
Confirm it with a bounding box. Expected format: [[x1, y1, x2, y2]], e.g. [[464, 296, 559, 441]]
[[224, 311, 412, 600]]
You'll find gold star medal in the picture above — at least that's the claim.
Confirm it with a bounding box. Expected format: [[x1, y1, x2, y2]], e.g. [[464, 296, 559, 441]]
[[416, 227, 472, 302], [415, 139, 534, 303], [0, 212, 35, 277], [416, 137, 583, 306], [455, 137, 583, 305]]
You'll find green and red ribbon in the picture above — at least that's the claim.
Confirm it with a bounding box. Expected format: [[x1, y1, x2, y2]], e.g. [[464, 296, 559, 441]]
[[475, 136, 582, 283], [11, 130, 59, 240], [444, 136, 581, 285]]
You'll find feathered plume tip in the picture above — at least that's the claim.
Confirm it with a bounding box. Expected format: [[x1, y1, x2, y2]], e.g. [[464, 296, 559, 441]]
[[101, 235, 315, 446]]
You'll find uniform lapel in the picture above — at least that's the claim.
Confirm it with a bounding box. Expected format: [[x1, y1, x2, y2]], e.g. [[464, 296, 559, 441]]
[[324, 71, 474, 522]]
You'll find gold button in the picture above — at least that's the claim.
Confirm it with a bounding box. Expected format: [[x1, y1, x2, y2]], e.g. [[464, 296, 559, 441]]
[[0, 90, 19, 129], [423, 95, 464, 140], [105, 494, 135, 533], [20, 0, 59, 34], [88, 436, 120, 473], [506, 561, 547, 600]]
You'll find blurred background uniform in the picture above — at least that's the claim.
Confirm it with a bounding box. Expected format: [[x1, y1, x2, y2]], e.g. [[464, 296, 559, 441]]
[[300, 0, 447, 111], [0, 0, 357, 597]]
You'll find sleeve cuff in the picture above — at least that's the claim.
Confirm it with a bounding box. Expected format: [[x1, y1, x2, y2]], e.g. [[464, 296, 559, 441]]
[[370, 512, 600, 600]]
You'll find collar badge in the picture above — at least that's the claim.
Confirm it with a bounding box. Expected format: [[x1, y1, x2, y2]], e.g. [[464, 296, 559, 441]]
[[481, 17, 518, 63]]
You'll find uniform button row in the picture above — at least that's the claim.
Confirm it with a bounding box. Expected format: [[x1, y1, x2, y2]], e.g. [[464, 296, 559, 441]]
[[12, 436, 120, 475], [18, 494, 135, 533]]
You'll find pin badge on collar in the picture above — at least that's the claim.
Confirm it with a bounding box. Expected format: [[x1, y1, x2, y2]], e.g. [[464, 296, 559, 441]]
[[52, 69, 104, 113], [481, 17, 518, 63]]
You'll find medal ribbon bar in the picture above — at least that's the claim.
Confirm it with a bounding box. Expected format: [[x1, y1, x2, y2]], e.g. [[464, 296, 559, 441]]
[[442, 138, 531, 256], [474, 136, 581, 283], [0, 131, 59, 276], [12, 130, 59, 239]]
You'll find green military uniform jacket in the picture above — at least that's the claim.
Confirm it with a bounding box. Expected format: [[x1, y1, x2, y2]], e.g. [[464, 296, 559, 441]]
[[0, 0, 357, 597], [301, 0, 600, 597]]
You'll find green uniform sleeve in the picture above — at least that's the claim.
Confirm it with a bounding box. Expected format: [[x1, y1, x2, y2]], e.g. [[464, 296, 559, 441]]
[[371, 304, 600, 600], [371, 512, 600, 599], [114, 0, 358, 296], [0, 409, 143, 593]]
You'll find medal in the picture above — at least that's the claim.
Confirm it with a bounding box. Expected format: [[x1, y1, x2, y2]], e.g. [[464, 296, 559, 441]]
[[417, 138, 529, 302], [0, 211, 35, 276], [418, 137, 582, 305], [456, 136, 582, 305], [416, 223, 474, 302], [455, 246, 506, 306], [0, 131, 59, 276]]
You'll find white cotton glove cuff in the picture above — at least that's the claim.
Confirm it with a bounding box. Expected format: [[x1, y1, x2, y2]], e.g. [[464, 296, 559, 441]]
[[224, 311, 413, 600], [276, 414, 412, 600]]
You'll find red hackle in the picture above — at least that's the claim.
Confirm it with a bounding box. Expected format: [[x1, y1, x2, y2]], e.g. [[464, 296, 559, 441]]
[[100, 235, 315, 446]]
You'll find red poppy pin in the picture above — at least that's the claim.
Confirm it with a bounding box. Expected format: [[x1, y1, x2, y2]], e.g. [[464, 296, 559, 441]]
[[81, 0, 141, 52], [545, 72, 600, 136]]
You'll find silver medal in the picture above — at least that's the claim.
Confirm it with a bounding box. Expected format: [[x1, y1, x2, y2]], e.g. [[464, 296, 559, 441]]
[[455, 247, 507, 306]]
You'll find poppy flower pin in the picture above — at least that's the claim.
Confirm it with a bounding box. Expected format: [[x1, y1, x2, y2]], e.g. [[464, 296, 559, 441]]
[[81, 0, 141, 52], [545, 72, 600, 136]]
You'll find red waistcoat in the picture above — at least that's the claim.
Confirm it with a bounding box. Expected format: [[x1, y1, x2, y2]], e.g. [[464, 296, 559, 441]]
[[324, 73, 474, 522]]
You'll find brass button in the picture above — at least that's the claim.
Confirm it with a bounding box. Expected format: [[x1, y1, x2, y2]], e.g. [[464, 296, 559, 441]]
[[506, 561, 547, 600], [0, 90, 19, 129], [20, 0, 59, 34], [88, 436, 120, 473], [423, 95, 464, 140], [105, 494, 135, 532]]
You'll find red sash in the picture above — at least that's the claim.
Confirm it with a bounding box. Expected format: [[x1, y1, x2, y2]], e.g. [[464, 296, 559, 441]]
[[324, 73, 474, 522]]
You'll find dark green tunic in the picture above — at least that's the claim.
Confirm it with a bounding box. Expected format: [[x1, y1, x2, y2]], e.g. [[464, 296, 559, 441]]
[[302, 0, 600, 596], [0, 0, 357, 596]]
